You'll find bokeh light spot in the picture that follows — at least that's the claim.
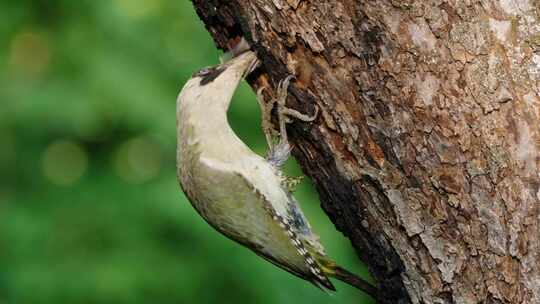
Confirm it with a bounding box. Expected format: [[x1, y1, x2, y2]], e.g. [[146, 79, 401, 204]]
[[41, 140, 88, 186], [113, 136, 162, 184], [114, 0, 162, 19], [9, 30, 51, 77]]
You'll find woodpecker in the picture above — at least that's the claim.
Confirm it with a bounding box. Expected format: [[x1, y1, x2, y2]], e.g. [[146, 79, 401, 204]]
[[176, 48, 378, 299]]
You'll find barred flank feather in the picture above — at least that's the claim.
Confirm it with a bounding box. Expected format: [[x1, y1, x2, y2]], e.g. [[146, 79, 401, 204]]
[[239, 172, 335, 291], [269, 210, 335, 291]]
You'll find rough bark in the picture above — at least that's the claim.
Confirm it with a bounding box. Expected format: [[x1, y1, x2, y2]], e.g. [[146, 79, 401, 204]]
[[190, 1, 540, 303]]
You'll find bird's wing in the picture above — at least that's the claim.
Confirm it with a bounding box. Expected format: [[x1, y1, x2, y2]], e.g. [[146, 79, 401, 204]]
[[196, 156, 335, 290]]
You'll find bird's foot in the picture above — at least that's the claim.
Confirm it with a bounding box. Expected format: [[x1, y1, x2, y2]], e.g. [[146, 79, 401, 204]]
[[257, 75, 318, 168]]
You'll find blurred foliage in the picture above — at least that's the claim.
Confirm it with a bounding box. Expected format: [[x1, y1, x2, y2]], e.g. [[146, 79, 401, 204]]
[[0, 1, 373, 303]]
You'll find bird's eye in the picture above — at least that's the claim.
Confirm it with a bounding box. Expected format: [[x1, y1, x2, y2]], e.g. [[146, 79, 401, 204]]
[[197, 66, 227, 86], [195, 67, 212, 77]]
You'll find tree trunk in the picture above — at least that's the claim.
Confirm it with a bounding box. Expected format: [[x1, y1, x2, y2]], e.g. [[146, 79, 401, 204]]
[[190, 1, 540, 303]]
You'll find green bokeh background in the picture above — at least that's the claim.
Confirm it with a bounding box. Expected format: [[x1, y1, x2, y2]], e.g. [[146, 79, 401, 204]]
[[0, 1, 372, 303]]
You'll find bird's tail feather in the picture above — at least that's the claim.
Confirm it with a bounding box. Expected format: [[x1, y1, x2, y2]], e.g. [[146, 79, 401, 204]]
[[333, 265, 380, 301]]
